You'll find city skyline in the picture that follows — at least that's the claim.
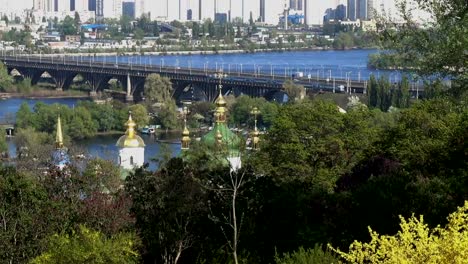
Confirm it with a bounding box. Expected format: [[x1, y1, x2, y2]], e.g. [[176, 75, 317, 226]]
[[0, 0, 423, 26]]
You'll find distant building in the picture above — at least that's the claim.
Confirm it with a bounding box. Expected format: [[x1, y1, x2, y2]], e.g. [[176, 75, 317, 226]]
[[123, 1, 136, 19], [65, 35, 81, 43], [215, 13, 227, 24], [187, 9, 193, 20]]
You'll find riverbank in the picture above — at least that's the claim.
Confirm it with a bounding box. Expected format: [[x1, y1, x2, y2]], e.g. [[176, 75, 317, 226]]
[[27, 46, 378, 58], [0, 92, 90, 100]]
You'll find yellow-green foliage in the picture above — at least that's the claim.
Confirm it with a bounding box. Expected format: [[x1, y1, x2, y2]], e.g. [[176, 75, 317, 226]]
[[330, 201, 468, 264], [30, 225, 140, 264]]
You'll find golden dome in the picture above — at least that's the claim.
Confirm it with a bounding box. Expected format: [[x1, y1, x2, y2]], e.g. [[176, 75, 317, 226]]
[[116, 113, 146, 148], [182, 126, 190, 137], [216, 93, 227, 108]]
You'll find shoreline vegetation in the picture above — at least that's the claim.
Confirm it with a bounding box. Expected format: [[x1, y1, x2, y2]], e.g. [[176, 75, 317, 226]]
[[23, 45, 378, 57]]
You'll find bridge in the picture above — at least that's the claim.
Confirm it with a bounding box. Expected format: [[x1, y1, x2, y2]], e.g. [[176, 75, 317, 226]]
[[0, 55, 369, 102]]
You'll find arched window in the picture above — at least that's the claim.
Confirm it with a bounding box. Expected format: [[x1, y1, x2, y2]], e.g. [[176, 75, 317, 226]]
[[130, 156, 134, 165]]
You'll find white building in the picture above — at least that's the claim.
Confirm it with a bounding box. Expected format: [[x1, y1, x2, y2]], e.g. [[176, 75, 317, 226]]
[[116, 113, 146, 171]]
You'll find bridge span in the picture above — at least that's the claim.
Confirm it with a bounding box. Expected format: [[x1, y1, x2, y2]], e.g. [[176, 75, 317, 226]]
[[1, 55, 369, 102]]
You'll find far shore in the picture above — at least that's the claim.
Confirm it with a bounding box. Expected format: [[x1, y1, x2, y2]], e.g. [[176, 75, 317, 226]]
[[0, 92, 90, 100], [25, 46, 377, 58]]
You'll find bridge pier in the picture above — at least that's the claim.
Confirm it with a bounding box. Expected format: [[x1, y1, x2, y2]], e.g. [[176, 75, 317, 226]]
[[125, 74, 133, 102], [48, 71, 75, 91]]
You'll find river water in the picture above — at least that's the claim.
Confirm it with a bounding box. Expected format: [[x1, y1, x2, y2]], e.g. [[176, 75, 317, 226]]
[[94, 49, 401, 81]]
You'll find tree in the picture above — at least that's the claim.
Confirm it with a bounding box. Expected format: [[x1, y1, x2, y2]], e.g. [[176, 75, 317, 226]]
[[0, 166, 49, 263], [330, 201, 468, 264], [126, 104, 149, 129], [0, 61, 12, 91], [144, 74, 173, 105], [367, 74, 380, 107], [74, 12, 81, 28], [133, 28, 145, 40], [286, 35, 296, 44], [157, 101, 178, 129], [126, 159, 207, 263], [253, 100, 379, 191], [377, 0, 467, 92], [59, 16, 77, 35], [15, 102, 35, 129], [30, 225, 140, 264], [0, 131, 6, 157], [229, 95, 267, 126], [282, 80, 305, 101], [68, 106, 97, 139], [275, 246, 338, 264]]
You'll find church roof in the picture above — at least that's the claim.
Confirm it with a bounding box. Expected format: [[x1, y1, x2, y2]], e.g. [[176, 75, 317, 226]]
[[116, 113, 146, 148], [202, 86, 241, 156]]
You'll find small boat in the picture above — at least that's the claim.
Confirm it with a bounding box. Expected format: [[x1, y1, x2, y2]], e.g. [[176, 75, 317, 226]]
[[140, 126, 156, 134]]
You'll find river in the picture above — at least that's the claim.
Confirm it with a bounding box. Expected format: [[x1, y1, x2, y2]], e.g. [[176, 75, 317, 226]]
[[94, 49, 402, 81]]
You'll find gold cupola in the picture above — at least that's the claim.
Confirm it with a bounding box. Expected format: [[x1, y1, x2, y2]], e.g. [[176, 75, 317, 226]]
[[214, 81, 227, 123], [181, 107, 191, 150], [56, 115, 64, 149], [116, 112, 146, 148], [250, 107, 261, 151]]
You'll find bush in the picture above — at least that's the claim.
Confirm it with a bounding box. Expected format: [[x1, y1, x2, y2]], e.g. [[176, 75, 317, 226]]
[[275, 245, 339, 264]]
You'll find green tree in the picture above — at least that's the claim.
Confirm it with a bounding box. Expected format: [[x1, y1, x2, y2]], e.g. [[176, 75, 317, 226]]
[[0, 131, 6, 155], [126, 159, 207, 263], [59, 16, 77, 35], [0, 61, 13, 91], [282, 80, 305, 101], [15, 102, 35, 129], [253, 100, 378, 191], [157, 100, 178, 129], [229, 95, 267, 126], [30, 225, 140, 264], [144, 74, 173, 105], [377, 0, 467, 96], [133, 28, 145, 40], [287, 35, 296, 44], [0, 166, 49, 263], [275, 246, 338, 264], [367, 74, 378, 108], [126, 104, 149, 129], [68, 106, 97, 139], [74, 12, 81, 28]]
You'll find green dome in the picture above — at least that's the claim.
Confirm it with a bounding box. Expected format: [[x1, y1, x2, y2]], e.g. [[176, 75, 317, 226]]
[[202, 122, 242, 157]]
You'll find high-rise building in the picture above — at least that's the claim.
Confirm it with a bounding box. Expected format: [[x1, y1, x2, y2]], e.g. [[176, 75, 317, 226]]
[[88, 0, 96, 11], [259, 0, 265, 22], [96, 0, 103, 19], [123, 1, 135, 19], [347, 0, 356, 20]]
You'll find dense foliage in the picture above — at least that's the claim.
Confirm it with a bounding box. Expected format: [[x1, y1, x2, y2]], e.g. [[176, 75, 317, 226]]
[[30, 226, 140, 264], [331, 201, 468, 263]]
